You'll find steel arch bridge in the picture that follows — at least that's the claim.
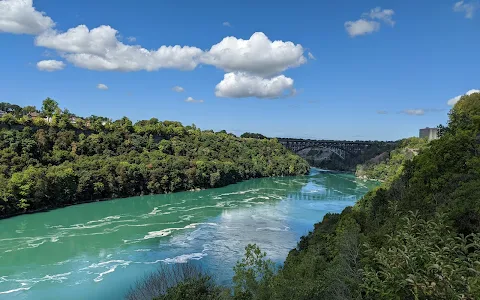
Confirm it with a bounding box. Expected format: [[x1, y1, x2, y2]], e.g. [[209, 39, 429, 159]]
[[277, 138, 376, 160]]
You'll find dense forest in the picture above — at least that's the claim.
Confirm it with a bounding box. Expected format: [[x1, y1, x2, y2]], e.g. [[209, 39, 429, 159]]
[[355, 137, 428, 182], [0, 99, 309, 218], [128, 92, 480, 299]]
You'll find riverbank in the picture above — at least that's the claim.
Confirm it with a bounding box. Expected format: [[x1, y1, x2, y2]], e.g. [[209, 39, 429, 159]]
[[0, 172, 309, 221]]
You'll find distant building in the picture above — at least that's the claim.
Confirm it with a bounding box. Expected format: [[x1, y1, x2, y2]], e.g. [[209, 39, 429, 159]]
[[419, 127, 439, 141], [0, 110, 5, 117], [28, 112, 40, 119]]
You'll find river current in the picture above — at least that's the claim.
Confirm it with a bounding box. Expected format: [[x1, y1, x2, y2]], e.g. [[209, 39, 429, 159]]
[[0, 169, 377, 299]]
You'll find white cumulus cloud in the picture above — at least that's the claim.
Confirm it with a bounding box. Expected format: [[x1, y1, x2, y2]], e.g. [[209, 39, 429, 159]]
[[345, 7, 395, 37], [447, 89, 480, 106], [35, 25, 203, 72], [222, 21, 231, 27], [454, 1, 479, 18], [215, 72, 295, 99], [172, 86, 185, 92], [201, 32, 306, 77], [185, 96, 203, 103], [97, 83, 108, 90], [0, 0, 55, 34], [0, 2, 310, 100], [36, 59, 65, 71]]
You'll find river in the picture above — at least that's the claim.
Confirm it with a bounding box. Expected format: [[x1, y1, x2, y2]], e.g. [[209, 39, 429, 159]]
[[0, 169, 377, 299]]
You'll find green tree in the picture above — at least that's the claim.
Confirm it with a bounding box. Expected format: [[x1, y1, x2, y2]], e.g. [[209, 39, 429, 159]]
[[233, 244, 276, 300], [41, 97, 59, 121]]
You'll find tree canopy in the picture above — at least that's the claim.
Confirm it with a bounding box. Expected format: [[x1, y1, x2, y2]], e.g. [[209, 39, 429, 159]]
[[0, 99, 309, 218]]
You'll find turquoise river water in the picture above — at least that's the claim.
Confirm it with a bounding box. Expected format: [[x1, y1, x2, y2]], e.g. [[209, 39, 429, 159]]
[[0, 169, 377, 299]]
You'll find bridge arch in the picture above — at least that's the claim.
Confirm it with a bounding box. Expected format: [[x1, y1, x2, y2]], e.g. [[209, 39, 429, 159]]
[[277, 138, 376, 160], [294, 145, 346, 160]]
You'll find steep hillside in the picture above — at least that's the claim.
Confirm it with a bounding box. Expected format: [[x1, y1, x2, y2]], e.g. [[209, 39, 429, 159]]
[[355, 137, 429, 182], [0, 99, 309, 218]]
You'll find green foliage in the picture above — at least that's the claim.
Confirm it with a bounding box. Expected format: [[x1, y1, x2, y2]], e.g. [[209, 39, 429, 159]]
[[240, 133, 267, 139], [362, 212, 480, 300], [356, 137, 428, 182], [233, 244, 276, 300], [155, 276, 227, 300], [41, 97, 59, 119], [0, 100, 309, 217], [126, 263, 228, 300]]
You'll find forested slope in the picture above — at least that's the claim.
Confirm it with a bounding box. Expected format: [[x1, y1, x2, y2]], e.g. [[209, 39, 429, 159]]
[[0, 99, 309, 218], [261, 92, 480, 299], [355, 137, 428, 182]]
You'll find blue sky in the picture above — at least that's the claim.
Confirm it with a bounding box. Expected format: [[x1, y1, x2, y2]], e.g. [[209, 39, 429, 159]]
[[0, 0, 478, 140]]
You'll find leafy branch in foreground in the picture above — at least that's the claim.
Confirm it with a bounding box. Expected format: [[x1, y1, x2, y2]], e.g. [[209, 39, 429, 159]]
[[362, 211, 480, 300]]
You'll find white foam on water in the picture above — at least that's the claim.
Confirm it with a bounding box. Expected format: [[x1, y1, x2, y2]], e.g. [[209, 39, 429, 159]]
[[217, 189, 260, 197], [80, 260, 130, 270], [162, 252, 206, 264], [143, 222, 218, 240], [180, 215, 194, 221], [93, 267, 117, 283], [0, 287, 31, 295], [54, 259, 71, 266], [26, 240, 47, 250], [86, 215, 121, 224], [41, 272, 71, 282], [256, 226, 290, 232], [143, 229, 173, 239], [134, 249, 151, 252], [148, 207, 161, 215], [78, 260, 131, 283]]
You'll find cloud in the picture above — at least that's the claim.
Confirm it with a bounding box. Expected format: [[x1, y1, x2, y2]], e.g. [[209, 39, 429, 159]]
[[35, 25, 203, 71], [364, 7, 395, 26], [308, 52, 316, 60], [345, 19, 381, 37], [185, 96, 203, 103], [1, 2, 309, 99], [453, 1, 479, 18], [345, 7, 395, 37], [201, 32, 306, 77], [0, 0, 55, 35], [377, 110, 388, 114], [36, 59, 65, 71], [447, 89, 480, 106], [222, 21, 231, 27], [215, 72, 295, 99], [172, 86, 185, 93], [402, 109, 425, 116], [97, 83, 108, 90]]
